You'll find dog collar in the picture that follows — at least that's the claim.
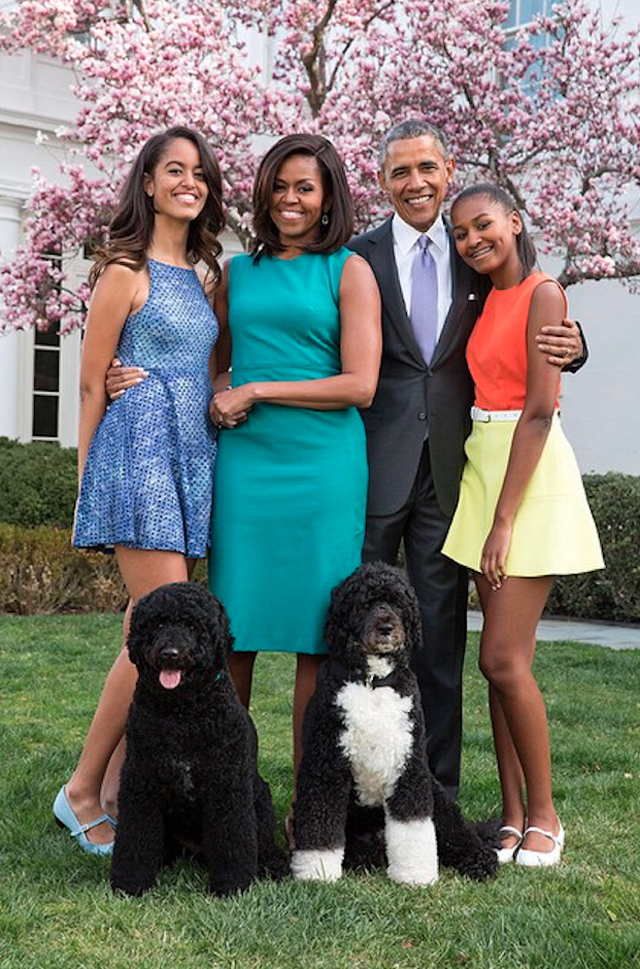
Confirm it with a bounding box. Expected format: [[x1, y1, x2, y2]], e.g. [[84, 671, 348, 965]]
[[368, 670, 399, 690]]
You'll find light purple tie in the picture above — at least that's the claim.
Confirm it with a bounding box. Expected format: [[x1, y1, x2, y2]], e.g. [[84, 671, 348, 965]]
[[410, 234, 438, 364]]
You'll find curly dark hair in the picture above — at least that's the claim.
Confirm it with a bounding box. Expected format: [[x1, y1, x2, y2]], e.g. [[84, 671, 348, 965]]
[[89, 126, 224, 292], [250, 133, 354, 260], [323, 563, 423, 664], [127, 582, 234, 676]]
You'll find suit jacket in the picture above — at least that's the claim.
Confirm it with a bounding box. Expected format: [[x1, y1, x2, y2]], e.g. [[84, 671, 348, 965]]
[[349, 217, 485, 520]]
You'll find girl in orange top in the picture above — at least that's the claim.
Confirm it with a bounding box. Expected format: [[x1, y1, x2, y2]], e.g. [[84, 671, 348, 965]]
[[443, 183, 603, 868]]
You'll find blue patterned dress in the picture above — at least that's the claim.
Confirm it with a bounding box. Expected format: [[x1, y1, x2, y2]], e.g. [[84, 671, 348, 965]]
[[74, 259, 218, 558]]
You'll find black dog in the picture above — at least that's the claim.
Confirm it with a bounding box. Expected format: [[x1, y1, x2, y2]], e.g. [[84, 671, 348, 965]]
[[110, 582, 288, 896], [291, 563, 498, 885]]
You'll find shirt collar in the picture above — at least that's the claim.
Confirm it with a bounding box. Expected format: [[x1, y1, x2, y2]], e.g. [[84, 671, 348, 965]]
[[392, 212, 448, 257]]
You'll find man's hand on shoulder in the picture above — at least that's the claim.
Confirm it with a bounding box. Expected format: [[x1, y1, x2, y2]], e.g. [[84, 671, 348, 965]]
[[536, 317, 585, 370]]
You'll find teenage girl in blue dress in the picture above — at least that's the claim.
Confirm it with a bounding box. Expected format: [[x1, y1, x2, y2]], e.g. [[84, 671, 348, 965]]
[[54, 127, 223, 854]]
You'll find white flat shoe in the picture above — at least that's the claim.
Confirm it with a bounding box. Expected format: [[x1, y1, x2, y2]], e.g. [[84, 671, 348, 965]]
[[495, 824, 523, 864], [515, 823, 565, 868]]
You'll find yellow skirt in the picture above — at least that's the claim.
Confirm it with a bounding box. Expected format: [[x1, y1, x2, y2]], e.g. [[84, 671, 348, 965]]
[[442, 415, 604, 577]]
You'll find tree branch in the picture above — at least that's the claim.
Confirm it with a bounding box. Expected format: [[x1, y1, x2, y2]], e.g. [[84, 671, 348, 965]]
[[303, 0, 396, 114], [326, 1, 395, 94], [557, 261, 640, 288], [302, 0, 339, 117]]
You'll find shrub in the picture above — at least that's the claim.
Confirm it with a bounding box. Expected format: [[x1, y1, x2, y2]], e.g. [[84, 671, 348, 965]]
[[1, 468, 637, 622], [0, 524, 209, 615], [546, 473, 640, 623], [0, 438, 77, 527], [0, 524, 127, 614]]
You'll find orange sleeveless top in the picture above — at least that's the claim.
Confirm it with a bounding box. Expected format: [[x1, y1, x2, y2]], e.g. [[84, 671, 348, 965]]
[[467, 271, 566, 411]]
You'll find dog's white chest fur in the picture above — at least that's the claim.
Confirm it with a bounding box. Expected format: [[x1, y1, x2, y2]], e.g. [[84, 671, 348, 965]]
[[336, 660, 413, 807]]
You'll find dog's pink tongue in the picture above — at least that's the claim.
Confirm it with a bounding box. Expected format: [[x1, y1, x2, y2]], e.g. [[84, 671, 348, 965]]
[[159, 669, 182, 690]]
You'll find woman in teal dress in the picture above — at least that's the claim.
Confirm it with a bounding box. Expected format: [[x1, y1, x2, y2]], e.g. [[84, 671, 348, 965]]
[[208, 134, 382, 828]]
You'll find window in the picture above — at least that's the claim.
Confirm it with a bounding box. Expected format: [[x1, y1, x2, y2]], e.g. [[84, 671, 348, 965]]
[[505, 0, 551, 96], [31, 254, 62, 441], [507, 0, 548, 29], [32, 324, 61, 440]]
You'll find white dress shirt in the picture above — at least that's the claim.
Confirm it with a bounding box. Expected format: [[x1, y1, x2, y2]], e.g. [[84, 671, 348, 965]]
[[392, 213, 453, 343]]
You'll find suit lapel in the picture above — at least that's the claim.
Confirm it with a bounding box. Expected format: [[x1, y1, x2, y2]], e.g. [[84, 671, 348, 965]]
[[368, 220, 426, 368], [430, 228, 476, 369]]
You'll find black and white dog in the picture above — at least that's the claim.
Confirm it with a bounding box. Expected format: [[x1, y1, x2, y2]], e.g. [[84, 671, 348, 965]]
[[111, 582, 288, 897], [291, 563, 497, 885]]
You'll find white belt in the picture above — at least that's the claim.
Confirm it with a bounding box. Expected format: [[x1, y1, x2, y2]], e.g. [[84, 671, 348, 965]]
[[471, 406, 522, 422]]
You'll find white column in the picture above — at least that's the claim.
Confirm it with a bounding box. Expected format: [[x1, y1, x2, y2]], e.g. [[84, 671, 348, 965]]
[[0, 188, 31, 441], [58, 327, 81, 447]]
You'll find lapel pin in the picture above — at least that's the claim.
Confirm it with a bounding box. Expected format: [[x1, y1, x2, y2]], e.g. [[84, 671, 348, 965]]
[[468, 294, 477, 301]]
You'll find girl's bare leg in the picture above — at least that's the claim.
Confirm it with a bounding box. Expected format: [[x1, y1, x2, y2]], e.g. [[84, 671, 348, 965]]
[[477, 574, 559, 854], [476, 577, 529, 850], [100, 735, 127, 821], [62, 549, 193, 845]]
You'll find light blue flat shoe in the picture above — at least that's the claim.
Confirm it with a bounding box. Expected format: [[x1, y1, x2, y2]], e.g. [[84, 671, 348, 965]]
[[53, 786, 115, 856]]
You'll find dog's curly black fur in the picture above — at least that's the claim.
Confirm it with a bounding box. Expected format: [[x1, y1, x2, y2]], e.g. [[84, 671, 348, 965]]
[[110, 582, 288, 897], [292, 563, 498, 884]]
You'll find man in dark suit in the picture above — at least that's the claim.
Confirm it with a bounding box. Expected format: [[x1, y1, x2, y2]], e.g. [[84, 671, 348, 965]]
[[349, 119, 584, 799]]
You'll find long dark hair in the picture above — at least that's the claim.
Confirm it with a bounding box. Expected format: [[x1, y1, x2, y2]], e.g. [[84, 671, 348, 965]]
[[89, 126, 224, 291], [451, 182, 537, 279], [250, 133, 354, 259]]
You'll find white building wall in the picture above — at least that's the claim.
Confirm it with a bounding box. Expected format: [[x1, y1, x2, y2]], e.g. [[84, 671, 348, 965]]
[[0, 193, 24, 439], [529, 0, 640, 476], [559, 280, 639, 475]]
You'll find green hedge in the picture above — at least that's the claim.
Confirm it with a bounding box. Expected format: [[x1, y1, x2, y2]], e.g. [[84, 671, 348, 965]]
[[0, 524, 127, 614], [1, 439, 638, 622], [0, 438, 77, 527], [546, 473, 640, 623], [0, 523, 209, 615]]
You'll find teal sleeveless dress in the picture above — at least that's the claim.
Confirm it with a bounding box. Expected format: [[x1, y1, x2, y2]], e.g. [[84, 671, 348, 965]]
[[208, 248, 367, 654]]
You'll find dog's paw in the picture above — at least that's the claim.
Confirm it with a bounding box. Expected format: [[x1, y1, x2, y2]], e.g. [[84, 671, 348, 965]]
[[387, 865, 439, 887], [385, 816, 439, 886], [110, 875, 156, 897], [290, 847, 344, 882], [208, 872, 255, 897], [260, 847, 290, 882], [456, 846, 499, 881]]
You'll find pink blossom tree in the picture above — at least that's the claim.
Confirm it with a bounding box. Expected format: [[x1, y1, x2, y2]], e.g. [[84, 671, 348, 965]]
[[1, 0, 639, 333]]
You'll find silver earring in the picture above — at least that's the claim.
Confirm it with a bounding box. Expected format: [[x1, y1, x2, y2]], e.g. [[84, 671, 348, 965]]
[[321, 213, 329, 226]]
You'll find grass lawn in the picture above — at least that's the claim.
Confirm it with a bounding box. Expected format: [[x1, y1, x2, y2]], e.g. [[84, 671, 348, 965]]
[[1, 612, 639, 969]]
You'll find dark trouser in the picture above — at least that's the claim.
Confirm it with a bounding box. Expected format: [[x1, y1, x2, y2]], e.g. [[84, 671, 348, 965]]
[[363, 444, 468, 800]]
